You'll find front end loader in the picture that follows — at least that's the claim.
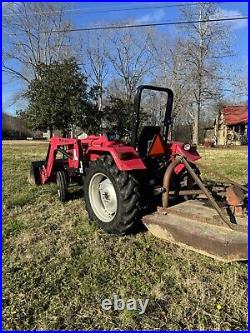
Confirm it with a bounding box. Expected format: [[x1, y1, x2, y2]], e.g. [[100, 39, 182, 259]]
[[30, 85, 248, 262]]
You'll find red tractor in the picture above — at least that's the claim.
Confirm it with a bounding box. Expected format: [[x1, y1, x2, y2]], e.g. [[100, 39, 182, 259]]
[[30, 85, 247, 262]]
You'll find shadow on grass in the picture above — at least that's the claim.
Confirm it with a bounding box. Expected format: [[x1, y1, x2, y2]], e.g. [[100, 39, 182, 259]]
[[66, 186, 148, 236], [67, 188, 84, 201], [64, 179, 248, 238]]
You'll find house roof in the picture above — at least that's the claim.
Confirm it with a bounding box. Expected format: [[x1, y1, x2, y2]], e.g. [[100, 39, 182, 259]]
[[222, 105, 248, 125]]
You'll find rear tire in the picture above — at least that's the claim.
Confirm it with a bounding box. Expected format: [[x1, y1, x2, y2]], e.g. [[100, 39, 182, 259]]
[[56, 170, 68, 202], [84, 155, 141, 235]]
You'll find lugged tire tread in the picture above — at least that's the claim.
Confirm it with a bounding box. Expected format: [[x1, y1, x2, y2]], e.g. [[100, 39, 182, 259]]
[[84, 155, 141, 235], [56, 170, 67, 202]]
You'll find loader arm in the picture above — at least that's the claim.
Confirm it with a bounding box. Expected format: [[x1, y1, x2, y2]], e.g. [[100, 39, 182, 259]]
[[40, 137, 82, 184]]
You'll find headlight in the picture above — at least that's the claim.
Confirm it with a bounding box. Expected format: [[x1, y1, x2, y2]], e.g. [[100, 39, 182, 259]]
[[183, 143, 191, 151]]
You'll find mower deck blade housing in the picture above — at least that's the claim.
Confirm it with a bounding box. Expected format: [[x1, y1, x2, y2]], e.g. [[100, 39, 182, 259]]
[[143, 200, 248, 262]]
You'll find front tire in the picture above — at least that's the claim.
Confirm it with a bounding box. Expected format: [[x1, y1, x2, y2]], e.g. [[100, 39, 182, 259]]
[[84, 155, 141, 235], [56, 170, 68, 202]]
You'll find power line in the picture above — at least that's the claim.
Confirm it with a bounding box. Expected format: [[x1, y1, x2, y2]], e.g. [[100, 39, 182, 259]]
[[7, 1, 246, 18], [3, 2, 246, 17], [2, 2, 209, 17], [4, 16, 248, 37], [39, 16, 250, 34]]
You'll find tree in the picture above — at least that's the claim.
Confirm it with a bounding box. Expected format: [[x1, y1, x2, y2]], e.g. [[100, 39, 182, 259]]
[[178, 2, 232, 144], [79, 31, 109, 112], [21, 58, 95, 137], [107, 27, 153, 104], [103, 96, 133, 137], [102, 93, 151, 140], [101, 27, 154, 134], [2, 2, 72, 84], [232, 73, 248, 100], [150, 35, 194, 137]]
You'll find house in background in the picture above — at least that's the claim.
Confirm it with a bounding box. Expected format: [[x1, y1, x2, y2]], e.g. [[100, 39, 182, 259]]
[[42, 128, 88, 139], [215, 105, 248, 145], [204, 105, 248, 146]]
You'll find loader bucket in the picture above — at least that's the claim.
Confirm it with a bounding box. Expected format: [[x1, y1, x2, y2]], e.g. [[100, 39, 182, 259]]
[[143, 200, 248, 262], [28, 161, 45, 185]]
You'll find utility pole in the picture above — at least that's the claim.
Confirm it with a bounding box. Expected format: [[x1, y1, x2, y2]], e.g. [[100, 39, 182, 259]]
[[193, 4, 203, 145]]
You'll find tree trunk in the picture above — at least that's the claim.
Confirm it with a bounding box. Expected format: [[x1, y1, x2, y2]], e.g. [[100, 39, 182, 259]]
[[47, 128, 53, 139], [192, 108, 199, 145], [62, 129, 68, 138], [98, 94, 102, 112], [71, 127, 75, 138]]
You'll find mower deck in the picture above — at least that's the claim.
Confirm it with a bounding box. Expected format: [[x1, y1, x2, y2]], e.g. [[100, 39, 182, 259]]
[[143, 200, 248, 262]]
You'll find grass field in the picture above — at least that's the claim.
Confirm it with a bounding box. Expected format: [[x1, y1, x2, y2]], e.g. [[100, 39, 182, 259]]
[[2, 141, 248, 330]]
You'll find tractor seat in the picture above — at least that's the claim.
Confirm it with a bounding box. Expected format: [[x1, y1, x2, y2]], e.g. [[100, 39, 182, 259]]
[[138, 126, 165, 157]]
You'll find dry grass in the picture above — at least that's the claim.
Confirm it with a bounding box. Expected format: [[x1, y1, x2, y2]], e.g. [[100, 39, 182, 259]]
[[2, 141, 248, 330]]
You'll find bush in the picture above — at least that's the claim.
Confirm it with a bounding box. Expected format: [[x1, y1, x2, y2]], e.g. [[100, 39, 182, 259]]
[[2, 112, 33, 139]]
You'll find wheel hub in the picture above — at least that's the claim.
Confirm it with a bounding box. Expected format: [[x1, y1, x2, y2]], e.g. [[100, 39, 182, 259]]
[[99, 179, 117, 216], [89, 173, 118, 222]]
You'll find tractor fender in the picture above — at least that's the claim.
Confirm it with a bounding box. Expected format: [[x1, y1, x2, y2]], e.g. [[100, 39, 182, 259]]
[[86, 146, 146, 171], [168, 142, 201, 175]]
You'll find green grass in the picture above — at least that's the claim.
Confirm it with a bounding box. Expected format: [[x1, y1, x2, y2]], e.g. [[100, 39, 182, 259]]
[[198, 146, 248, 184], [2, 141, 248, 330]]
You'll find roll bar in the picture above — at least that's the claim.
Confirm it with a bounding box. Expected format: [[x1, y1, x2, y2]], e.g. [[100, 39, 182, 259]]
[[131, 85, 174, 147]]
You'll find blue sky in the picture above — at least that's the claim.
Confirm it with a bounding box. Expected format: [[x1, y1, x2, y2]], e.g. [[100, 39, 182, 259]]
[[2, 1, 248, 115]]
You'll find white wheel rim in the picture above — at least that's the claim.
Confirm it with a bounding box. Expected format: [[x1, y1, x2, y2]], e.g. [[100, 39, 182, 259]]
[[88, 173, 118, 223]]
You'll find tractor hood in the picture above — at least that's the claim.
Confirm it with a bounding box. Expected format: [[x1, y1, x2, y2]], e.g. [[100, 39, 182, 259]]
[[166, 141, 201, 162]]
